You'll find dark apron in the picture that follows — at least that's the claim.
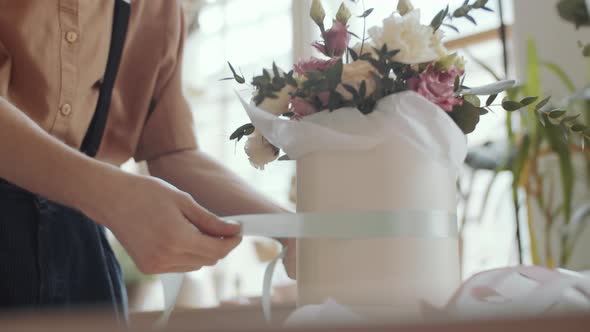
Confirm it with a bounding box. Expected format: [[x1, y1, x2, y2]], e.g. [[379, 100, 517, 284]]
[[0, 0, 130, 321]]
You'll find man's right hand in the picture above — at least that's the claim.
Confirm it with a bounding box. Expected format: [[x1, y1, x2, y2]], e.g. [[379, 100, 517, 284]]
[[89, 174, 242, 274]]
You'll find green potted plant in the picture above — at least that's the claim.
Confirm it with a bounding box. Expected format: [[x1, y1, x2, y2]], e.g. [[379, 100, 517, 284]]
[[471, 0, 590, 269]]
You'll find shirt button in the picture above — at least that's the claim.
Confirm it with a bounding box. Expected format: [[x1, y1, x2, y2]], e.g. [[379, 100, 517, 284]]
[[60, 104, 72, 117], [65, 31, 78, 43]]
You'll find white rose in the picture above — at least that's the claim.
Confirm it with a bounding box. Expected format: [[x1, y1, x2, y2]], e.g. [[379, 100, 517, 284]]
[[367, 10, 441, 64], [244, 131, 279, 170]]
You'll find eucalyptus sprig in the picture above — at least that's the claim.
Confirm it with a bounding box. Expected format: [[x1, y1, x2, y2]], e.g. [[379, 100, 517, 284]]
[[432, 0, 493, 32], [501, 96, 590, 147]]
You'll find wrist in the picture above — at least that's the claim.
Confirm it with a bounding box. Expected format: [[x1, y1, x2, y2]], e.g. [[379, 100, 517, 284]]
[[74, 161, 131, 226]]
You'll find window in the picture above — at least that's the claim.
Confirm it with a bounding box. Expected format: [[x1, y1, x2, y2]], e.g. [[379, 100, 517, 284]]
[[127, 0, 522, 311], [295, 0, 519, 277], [183, 0, 296, 211]]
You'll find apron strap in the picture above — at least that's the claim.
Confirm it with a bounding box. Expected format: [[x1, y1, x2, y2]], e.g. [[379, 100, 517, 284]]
[[80, 0, 131, 158]]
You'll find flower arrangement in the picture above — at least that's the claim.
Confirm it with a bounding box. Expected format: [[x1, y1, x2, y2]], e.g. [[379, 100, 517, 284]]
[[226, 0, 579, 170]]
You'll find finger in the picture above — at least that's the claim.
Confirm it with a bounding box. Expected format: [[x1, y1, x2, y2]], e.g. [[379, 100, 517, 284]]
[[160, 259, 215, 273], [180, 196, 241, 237], [183, 230, 242, 260]]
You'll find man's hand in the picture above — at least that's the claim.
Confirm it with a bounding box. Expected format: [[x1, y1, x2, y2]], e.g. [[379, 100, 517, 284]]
[[90, 174, 242, 274]]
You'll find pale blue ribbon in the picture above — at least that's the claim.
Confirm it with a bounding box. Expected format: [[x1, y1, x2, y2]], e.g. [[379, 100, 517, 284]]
[[157, 210, 457, 326]]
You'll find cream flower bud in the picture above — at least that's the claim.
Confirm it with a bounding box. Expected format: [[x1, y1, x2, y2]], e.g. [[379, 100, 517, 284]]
[[436, 53, 465, 71], [336, 3, 352, 24], [244, 131, 279, 170], [310, 0, 326, 28], [397, 0, 414, 16]]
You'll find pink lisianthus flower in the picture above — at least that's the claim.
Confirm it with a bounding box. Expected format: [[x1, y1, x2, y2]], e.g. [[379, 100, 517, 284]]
[[294, 57, 339, 76], [408, 65, 464, 112], [313, 21, 350, 57], [291, 97, 318, 117]]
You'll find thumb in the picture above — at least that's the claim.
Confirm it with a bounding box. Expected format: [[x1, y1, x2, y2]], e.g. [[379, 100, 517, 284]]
[[181, 197, 241, 237]]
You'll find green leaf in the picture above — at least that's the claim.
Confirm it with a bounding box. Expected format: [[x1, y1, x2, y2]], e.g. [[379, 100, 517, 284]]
[[541, 62, 577, 93], [358, 8, 374, 18], [227, 62, 246, 84], [486, 94, 498, 106], [359, 81, 367, 98], [453, 5, 471, 18], [443, 23, 460, 33], [473, 0, 490, 9], [545, 120, 575, 224], [325, 59, 344, 89], [549, 109, 566, 118], [535, 96, 552, 111], [557, 0, 590, 29], [450, 100, 481, 134], [342, 84, 359, 100], [511, 134, 530, 187], [561, 114, 581, 123], [348, 47, 359, 61], [461, 80, 516, 95], [524, 38, 541, 97], [229, 123, 255, 141], [502, 99, 524, 112], [478, 169, 502, 222], [431, 6, 448, 30], [464, 14, 477, 25], [571, 124, 587, 132], [284, 71, 298, 87], [272, 62, 281, 78], [536, 110, 547, 127], [520, 96, 539, 106], [464, 95, 481, 107]]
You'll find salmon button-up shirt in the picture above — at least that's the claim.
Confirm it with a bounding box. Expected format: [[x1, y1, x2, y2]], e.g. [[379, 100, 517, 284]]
[[0, 0, 197, 165]]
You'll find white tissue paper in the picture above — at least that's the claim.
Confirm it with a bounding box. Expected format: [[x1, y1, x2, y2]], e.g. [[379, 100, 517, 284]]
[[283, 267, 590, 326], [284, 299, 368, 327], [445, 266, 590, 320], [239, 90, 467, 173]]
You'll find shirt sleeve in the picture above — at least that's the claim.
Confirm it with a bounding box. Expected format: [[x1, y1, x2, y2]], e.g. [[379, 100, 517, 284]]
[[134, 4, 198, 162]]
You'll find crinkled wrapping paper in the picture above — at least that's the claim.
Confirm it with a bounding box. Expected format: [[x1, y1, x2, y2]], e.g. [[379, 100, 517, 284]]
[[284, 267, 590, 327], [238, 90, 467, 176]]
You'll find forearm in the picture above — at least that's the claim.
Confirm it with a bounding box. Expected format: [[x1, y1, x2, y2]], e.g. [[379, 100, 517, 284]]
[[146, 149, 288, 217], [0, 98, 125, 219]]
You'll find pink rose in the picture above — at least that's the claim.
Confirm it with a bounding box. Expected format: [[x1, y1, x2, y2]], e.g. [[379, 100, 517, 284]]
[[408, 65, 464, 112], [294, 57, 339, 76], [291, 97, 318, 117], [313, 21, 350, 57]]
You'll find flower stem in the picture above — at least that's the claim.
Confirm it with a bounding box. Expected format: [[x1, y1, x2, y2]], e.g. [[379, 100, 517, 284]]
[[359, 0, 367, 56]]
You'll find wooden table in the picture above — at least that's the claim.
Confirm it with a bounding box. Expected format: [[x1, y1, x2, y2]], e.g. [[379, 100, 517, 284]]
[[1, 305, 589, 331]]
